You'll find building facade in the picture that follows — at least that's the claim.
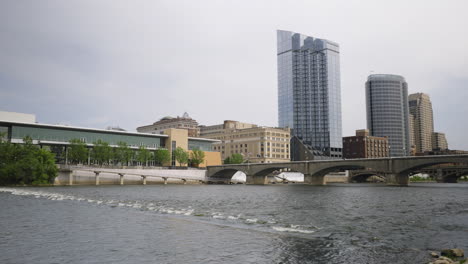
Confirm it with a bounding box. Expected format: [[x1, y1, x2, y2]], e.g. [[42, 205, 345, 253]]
[[277, 30, 342, 160], [0, 115, 221, 167], [432, 132, 448, 151], [408, 113, 416, 155], [342, 129, 389, 159], [408, 93, 434, 153], [200, 120, 290, 163], [199, 120, 257, 137], [137, 112, 200, 137], [366, 74, 411, 157]]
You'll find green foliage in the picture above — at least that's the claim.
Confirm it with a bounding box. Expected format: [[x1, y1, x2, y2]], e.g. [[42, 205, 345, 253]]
[[0, 132, 7, 143], [115, 141, 133, 165], [173, 147, 189, 166], [154, 149, 171, 166], [190, 149, 205, 167], [92, 140, 112, 165], [0, 136, 58, 185], [68, 139, 88, 164], [136, 145, 151, 165], [224, 153, 244, 164], [409, 175, 433, 182]]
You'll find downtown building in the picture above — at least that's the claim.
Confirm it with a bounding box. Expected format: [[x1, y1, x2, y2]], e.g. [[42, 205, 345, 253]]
[[277, 30, 342, 160], [137, 112, 200, 137], [200, 120, 291, 163], [0, 111, 221, 167], [408, 93, 434, 153], [366, 74, 411, 157], [342, 129, 389, 159], [432, 132, 448, 151]]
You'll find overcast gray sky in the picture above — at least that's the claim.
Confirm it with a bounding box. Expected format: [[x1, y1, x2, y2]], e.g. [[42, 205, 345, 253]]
[[1, 0, 467, 149]]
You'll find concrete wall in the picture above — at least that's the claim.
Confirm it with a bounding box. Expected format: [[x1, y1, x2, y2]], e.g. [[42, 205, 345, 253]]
[[164, 128, 188, 166], [55, 168, 206, 185], [192, 150, 222, 168]]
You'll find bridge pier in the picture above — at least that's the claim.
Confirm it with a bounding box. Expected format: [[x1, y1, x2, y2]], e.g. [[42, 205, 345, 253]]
[[162, 177, 168, 185], [385, 173, 409, 186], [304, 174, 326, 185], [246, 175, 268, 185], [434, 169, 445, 183], [68, 170, 74, 186], [94, 171, 100, 186], [119, 173, 124, 185], [141, 175, 147, 185]]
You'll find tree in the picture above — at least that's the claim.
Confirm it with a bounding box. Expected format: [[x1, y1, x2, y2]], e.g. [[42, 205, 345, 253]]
[[190, 149, 205, 167], [154, 149, 171, 166], [92, 140, 112, 165], [173, 147, 189, 166], [0, 131, 7, 143], [115, 141, 133, 166], [0, 136, 58, 185], [68, 139, 88, 164], [224, 153, 244, 164], [136, 145, 151, 166]]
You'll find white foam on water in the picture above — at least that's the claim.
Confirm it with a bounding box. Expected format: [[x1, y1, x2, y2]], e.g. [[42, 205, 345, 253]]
[[1, 188, 317, 233], [245, 218, 258, 224], [212, 215, 225, 219], [271, 226, 315, 234], [227, 215, 239, 220]]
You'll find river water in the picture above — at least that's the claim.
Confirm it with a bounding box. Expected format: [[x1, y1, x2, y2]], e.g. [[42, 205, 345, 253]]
[[1, 183, 467, 264]]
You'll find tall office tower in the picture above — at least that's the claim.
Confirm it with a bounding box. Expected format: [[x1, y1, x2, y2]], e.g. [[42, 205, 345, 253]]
[[366, 74, 410, 157], [408, 93, 434, 153], [277, 30, 342, 160]]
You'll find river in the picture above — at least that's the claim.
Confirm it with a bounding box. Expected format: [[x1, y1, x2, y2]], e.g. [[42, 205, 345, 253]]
[[1, 183, 467, 263]]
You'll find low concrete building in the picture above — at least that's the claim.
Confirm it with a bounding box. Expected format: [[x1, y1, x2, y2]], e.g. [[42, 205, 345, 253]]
[[0, 113, 221, 168], [200, 120, 290, 163], [137, 112, 200, 137], [343, 129, 389, 159]]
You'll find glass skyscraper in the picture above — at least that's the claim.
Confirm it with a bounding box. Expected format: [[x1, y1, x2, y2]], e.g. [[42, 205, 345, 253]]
[[277, 30, 342, 160], [365, 74, 410, 157]]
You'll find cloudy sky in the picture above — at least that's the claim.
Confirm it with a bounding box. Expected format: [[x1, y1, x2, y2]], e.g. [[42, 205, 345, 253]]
[[1, 0, 467, 149]]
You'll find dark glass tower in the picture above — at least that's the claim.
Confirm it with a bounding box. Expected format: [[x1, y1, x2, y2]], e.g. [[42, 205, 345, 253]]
[[366, 74, 410, 156], [277, 30, 342, 160]]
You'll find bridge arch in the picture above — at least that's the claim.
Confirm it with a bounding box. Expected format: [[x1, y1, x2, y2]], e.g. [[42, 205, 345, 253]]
[[208, 168, 247, 183], [310, 165, 367, 177], [398, 160, 465, 176], [349, 172, 383, 183], [250, 167, 304, 177], [438, 170, 468, 183]]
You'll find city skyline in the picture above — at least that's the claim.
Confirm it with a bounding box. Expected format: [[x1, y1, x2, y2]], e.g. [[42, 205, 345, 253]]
[[1, 1, 468, 150]]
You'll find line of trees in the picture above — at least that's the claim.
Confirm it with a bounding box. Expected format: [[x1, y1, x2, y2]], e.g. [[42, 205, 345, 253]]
[[0, 135, 58, 185], [224, 153, 244, 164], [66, 139, 204, 167]]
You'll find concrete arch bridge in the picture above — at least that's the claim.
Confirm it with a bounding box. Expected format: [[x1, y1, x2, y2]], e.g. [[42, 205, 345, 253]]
[[349, 165, 468, 183], [206, 155, 468, 186]]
